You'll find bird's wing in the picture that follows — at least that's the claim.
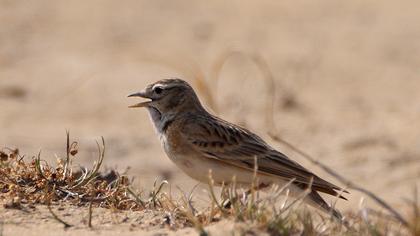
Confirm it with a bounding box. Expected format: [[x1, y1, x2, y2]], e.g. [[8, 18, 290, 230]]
[[181, 115, 347, 198]]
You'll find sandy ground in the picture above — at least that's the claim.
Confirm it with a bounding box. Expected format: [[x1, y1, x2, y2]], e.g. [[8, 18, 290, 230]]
[[1, 0, 420, 235], [1, 203, 258, 236]]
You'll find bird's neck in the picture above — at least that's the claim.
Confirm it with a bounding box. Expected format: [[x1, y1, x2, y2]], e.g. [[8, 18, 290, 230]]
[[146, 107, 177, 135], [147, 105, 209, 135]]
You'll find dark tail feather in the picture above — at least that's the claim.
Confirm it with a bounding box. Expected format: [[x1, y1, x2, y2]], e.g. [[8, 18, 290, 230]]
[[307, 190, 343, 221]]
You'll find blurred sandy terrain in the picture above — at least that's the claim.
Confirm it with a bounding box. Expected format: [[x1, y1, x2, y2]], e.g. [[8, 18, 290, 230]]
[[1, 0, 420, 233]]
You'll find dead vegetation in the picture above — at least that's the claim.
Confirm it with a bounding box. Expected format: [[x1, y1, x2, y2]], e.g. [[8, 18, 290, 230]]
[[2, 52, 418, 235], [0, 131, 418, 235], [192, 50, 415, 224], [0, 133, 191, 229], [185, 50, 419, 235], [0, 133, 137, 211]]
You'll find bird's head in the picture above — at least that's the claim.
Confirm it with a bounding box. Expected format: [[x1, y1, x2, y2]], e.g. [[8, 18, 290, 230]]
[[128, 78, 205, 116]]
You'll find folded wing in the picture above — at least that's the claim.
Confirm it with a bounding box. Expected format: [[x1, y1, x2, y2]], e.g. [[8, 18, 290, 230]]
[[181, 114, 347, 199]]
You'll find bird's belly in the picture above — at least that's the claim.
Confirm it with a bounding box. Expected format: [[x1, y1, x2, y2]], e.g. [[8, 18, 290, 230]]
[[168, 152, 249, 183], [160, 134, 302, 194], [163, 150, 290, 189]]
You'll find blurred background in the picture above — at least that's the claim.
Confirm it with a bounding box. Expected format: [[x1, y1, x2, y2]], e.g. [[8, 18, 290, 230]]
[[1, 0, 419, 212]]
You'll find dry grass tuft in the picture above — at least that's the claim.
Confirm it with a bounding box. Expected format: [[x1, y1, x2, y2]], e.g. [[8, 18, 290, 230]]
[[0, 133, 418, 235], [2, 51, 419, 234], [183, 172, 416, 235], [0, 133, 191, 229], [174, 51, 419, 235], [0, 134, 138, 211]]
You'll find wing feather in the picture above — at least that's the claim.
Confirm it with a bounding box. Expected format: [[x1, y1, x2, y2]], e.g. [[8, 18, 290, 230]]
[[181, 114, 347, 198]]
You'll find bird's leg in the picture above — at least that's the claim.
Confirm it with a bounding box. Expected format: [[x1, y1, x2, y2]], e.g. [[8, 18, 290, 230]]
[[223, 183, 270, 209]]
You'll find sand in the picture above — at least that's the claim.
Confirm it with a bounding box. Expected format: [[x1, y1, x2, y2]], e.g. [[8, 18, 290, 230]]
[[1, 0, 419, 235]]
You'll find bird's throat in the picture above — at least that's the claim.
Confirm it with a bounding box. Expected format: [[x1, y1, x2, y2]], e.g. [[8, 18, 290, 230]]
[[146, 106, 177, 135], [147, 106, 162, 124]]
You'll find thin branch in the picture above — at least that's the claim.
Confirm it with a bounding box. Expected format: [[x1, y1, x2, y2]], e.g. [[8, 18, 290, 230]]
[[88, 201, 93, 228], [242, 52, 410, 227], [268, 133, 409, 227], [63, 130, 70, 181], [47, 202, 72, 228]]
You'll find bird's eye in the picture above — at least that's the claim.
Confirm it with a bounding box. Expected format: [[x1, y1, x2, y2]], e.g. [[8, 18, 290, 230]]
[[154, 87, 163, 94]]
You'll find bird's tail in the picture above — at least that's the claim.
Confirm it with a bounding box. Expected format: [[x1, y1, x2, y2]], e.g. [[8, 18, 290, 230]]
[[306, 190, 343, 221]]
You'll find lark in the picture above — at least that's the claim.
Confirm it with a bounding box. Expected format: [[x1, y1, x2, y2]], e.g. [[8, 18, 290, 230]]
[[128, 78, 347, 219]]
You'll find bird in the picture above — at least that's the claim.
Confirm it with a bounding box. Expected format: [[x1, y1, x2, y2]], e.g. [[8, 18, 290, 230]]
[[128, 78, 347, 219]]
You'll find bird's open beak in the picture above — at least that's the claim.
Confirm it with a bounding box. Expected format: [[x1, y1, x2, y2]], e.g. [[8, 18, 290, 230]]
[[127, 91, 152, 108]]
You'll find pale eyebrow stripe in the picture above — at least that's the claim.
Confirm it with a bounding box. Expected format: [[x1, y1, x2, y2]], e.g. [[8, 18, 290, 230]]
[[152, 83, 178, 90], [152, 84, 164, 89]]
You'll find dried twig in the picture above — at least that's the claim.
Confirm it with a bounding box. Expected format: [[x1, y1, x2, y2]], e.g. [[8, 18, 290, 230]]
[[207, 170, 228, 215], [232, 51, 411, 227], [127, 187, 146, 208], [280, 177, 313, 214], [88, 201, 93, 228], [150, 179, 168, 207], [268, 133, 409, 227], [70, 137, 105, 189], [208, 50, 411, 228], [47, 202, 72, 228], [64, 130, 70, 181]]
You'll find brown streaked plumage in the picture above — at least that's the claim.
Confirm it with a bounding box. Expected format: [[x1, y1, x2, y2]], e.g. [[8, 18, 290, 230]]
[[128, 78, 348, 219]]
